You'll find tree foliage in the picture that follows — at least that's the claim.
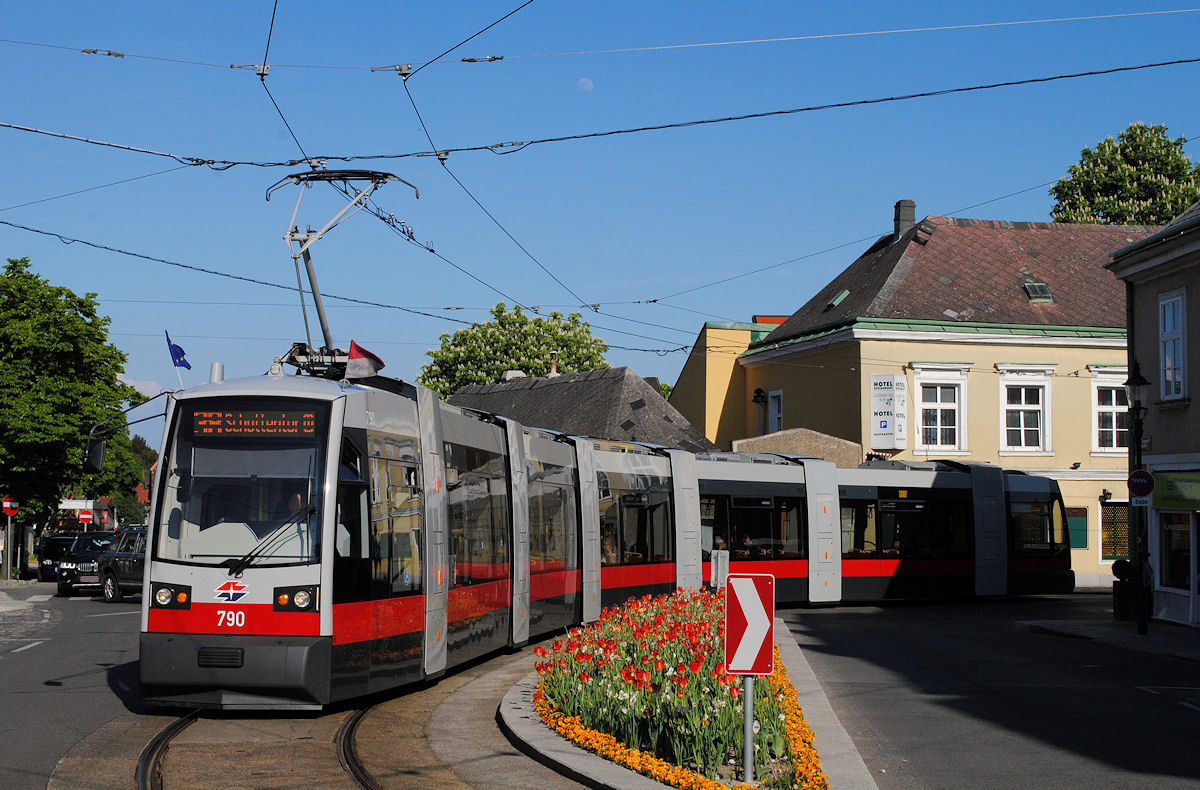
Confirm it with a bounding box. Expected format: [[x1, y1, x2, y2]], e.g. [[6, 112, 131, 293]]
[[418, 303, 609, 399], [1050, 122, 1200, 225], [0, 258, 144, 525]]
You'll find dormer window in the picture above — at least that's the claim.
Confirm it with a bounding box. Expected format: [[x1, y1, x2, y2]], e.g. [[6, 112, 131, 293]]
[[1022, 281, 1053, 302]]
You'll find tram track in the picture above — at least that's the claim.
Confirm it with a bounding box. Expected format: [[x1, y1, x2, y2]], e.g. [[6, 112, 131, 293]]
[[335, 705, 384, 790], [133, 705, 382, 790], [134, 710, 199, 790]]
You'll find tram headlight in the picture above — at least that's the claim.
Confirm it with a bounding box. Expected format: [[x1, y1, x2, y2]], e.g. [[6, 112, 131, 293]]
[[273, 585, 318, 612], [151, 583, 191, 609]]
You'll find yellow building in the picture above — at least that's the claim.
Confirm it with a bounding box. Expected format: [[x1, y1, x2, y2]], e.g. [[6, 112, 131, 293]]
[[671, 200, 1160, 588]]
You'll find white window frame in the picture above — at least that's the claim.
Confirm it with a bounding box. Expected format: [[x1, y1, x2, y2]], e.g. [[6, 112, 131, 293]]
[[1160, 290, 1186, 401], [997, 363, 1055, 455], [1089, 365, 1129, 456], [910, 362, 970, 455], [767, 390, 783, 433]]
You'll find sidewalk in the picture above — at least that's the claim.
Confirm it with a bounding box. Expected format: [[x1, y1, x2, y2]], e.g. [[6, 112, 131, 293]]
[[0, 580, 38, 614], [1017, 615, 1200, 663]]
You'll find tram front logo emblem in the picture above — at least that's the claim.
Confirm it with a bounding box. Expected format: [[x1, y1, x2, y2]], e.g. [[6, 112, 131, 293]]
[[215, 581, 248, 602]]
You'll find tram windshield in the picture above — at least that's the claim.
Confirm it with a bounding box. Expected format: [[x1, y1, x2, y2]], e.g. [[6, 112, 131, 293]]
[[154, 397, 330, 569]]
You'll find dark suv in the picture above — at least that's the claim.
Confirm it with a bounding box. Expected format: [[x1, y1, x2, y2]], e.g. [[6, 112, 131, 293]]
[[37, 533, 79, 582], [55, 531, 117, 596], [96, 526, 147, 602]]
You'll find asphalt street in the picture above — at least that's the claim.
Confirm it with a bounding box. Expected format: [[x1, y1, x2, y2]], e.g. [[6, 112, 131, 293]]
[[782, 594, 1200, 790]]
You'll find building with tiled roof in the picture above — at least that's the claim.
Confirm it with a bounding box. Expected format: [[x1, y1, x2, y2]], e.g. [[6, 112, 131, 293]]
[[1107, 198, 1200, 627], [449, 366, 717, 453], [670, 200, 1160, 587]]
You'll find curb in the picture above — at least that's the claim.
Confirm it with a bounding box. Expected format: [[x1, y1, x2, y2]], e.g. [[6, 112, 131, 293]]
[[498, 675, 673, 790], [497, 617, 879, 790], [774, 619, 879, 790]]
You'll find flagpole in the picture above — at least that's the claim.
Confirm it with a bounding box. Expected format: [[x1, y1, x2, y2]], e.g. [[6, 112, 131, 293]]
[[176, 365, 185, 389]]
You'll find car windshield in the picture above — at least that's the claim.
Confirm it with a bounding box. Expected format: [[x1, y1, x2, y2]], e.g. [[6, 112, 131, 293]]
[[42, 538, 74, 559], [154, 397, 329, 568], [71, 535, 114, 554]]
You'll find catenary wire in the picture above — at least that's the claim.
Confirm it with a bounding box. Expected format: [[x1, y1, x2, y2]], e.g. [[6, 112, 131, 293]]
[[0, 218, 688, 351], [398, 75, 592, 308], [5, 55, 1198, 170]]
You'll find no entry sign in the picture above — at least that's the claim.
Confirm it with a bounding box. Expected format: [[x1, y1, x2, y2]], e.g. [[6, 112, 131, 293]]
[[2, 498, 17, 517], [725, 573, 775, 675], [78, 509, 94, 525]]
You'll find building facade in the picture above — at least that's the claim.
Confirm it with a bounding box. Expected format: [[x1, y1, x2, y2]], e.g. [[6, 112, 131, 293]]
[[671, 201, 1159, 588], [1108, 201, 1200, 625]]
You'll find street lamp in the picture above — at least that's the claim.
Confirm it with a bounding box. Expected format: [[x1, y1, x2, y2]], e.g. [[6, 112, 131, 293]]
[[1123, 362, 1151, 635]]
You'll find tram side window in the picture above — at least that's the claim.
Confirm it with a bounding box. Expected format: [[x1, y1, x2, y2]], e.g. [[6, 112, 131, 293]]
[[1009, 496, 1068, 557], [841, 500, 877, 558], [369, 457, 423, 597], [701, 496, 730, 557], [446, 442, 510, 586], [598, 487, 672, 565], [334, 439, 371, 603], [530, 481, 576, 573], [777, 499, 804, 559], [924, 490, 972, 559], [731, 497, 773, 560]]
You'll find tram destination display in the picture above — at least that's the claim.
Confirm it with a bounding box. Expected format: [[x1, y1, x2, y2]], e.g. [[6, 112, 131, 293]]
[[192, 409, 317, 437]]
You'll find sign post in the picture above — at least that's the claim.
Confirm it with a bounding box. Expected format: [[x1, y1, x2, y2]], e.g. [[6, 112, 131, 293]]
[[725, 573, 775, 783], [2, 498, 17, 582]]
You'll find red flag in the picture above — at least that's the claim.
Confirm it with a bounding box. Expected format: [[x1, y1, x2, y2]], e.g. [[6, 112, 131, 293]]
[[346, 341, 385, 378]]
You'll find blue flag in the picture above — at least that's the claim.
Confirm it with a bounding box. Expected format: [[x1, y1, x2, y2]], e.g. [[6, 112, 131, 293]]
[[165, 331, 191, 370]]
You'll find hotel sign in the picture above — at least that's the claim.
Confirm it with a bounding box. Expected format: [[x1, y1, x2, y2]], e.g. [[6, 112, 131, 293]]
[[870, 375, 908, 450]]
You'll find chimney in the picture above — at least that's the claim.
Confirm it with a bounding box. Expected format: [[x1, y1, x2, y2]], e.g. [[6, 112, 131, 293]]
[[548, 351, 559, 378], [893, 199, 916, 242]]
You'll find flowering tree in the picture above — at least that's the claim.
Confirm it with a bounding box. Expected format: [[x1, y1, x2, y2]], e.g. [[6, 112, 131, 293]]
[[1050, 122, 1200, 225], [418, 302, 609, 399]]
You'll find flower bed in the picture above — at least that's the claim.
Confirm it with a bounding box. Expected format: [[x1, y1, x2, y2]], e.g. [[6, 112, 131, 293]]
[[532, 588, 828, 790]]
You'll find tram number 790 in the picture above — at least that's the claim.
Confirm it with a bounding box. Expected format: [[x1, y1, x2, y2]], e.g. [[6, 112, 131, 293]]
[[217, 609, 246, 628]]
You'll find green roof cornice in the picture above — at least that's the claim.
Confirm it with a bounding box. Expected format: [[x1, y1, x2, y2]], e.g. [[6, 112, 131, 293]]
[[742, 317, 1126, 358]]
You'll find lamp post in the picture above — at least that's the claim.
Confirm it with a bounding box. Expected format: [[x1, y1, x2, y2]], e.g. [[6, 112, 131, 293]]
[[1124, 363, 1151, 636]]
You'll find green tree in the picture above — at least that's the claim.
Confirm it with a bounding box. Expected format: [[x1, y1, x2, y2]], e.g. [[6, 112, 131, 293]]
[[0, 258, 144, 526], [1050, 122, 1200, 225], [418, 302, 609, 399]]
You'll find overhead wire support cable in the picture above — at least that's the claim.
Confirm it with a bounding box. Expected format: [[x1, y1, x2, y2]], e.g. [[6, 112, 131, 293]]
[[0, 218, 470, 323], [7, 9, 1200, 71], [406, 0, 535, 79]]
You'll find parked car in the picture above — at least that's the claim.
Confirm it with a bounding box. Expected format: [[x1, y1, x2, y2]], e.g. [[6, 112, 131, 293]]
[[37, 533, 79, 582], [96, 526, 147, 602], [55, 531, 117, 596]]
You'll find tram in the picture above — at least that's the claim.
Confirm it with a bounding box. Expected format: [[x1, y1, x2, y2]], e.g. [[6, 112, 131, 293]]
[[131, 361, 1072, 710]]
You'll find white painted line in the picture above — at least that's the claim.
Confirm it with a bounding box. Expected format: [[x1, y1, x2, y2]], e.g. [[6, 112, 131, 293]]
[[1180, 702, 1200, 714], [27, 594, 52, 602], [87, 609, 141, 618], [11, 641, 44, 653]]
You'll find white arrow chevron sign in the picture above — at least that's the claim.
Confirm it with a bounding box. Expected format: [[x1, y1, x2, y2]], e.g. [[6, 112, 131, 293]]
[[725, 573, 774, 675]]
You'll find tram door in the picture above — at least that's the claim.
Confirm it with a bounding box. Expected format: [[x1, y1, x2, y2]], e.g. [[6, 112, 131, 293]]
[[971, 464, 1007, 596], [804, 460, 841, 603]]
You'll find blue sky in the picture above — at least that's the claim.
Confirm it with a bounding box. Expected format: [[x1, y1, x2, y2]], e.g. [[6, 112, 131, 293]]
[[2, 2, 1198, 439]]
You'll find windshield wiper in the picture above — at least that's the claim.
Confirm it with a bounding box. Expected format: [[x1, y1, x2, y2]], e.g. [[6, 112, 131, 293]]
[[224, 507, 315, 577]]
